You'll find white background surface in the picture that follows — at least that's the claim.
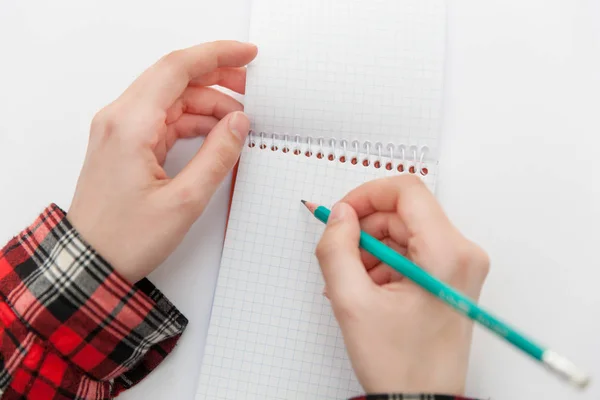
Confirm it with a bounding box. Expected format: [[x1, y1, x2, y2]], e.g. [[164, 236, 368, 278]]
[[0, 1, 599, 399]]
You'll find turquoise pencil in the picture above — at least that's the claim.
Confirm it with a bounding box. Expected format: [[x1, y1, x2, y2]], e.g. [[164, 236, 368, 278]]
[[302, 200, 590, 389]]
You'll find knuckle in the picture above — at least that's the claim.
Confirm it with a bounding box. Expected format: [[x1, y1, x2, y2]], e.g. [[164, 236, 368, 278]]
[[208, 40, 226, 48], [453, 240, 491, 280], [381, 237, 397, 250], [315, 238, 332, 262], [334, 294, 361, 317], [406, 234, 429, 263], [315, 229, 344, 262], [381, 237, 392, 246], [470, 243, 491, 276], [161, 50, 183, 66], [203, 41, 222, 60], [407, 226, 490, 290], [159, 50, 187, 77], [173, 184, 203, 212], [396, 173, 424, 188], [332, 290, 371, 322], [90, 107, 117, 141], [90, 103, 162, 149]]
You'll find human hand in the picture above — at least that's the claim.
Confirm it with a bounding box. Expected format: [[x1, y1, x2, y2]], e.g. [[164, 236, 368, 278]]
[[315, 175, 490, 394], [67, 41, 258, 283]]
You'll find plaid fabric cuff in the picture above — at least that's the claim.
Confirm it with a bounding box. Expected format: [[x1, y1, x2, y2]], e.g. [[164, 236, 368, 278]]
[[350, 394, 482, 399], [0, 204, 188, 394]]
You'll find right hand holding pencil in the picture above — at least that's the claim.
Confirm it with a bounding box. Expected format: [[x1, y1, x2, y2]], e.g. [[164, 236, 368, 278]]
[[314, 175, 490, 395]]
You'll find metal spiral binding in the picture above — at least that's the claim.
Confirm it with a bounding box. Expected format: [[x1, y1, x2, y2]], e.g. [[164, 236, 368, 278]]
[[247, 131, 430, 176]]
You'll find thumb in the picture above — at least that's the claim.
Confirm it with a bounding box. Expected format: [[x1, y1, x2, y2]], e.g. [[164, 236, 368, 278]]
[[172, 111, 250, 213], [315, 202, 373, 304]]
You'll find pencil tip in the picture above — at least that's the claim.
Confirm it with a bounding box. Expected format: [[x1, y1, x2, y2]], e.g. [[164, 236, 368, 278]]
[[301, 200, 318, 213]]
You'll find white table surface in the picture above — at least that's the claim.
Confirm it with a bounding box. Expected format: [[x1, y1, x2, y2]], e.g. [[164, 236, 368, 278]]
[[1, 1, 599, 399]]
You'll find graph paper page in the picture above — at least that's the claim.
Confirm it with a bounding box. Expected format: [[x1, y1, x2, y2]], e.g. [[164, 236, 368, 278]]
[[197, 147, 436, 399], [245, 0, 446, 160]]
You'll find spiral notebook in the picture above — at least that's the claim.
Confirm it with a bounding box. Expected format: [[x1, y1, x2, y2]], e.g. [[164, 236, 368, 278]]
[[196, 0, 446, 398]]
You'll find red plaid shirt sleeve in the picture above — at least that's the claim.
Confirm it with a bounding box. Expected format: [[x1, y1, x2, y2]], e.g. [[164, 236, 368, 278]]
[[0, 204, 188, 399], [349, 394, 483, 399]]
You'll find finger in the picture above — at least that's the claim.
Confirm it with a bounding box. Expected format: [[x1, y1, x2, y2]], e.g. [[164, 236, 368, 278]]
[[368, 263, 405, 285], [342, 175, 451, 235], [165, 86, 243, 125], [181, 86, 243, 118], [360, 237, 407, 270], [359, 211, 409, 244], [165, 114, 219, 149], [190, 67, 247, 94], [170, 114, 219, 138], [315, 202, 374, 303], [171, 111, 250, 212], [122, 41, 257, 110], [153, 115, 219, 165], [356, 212, 409, 269]]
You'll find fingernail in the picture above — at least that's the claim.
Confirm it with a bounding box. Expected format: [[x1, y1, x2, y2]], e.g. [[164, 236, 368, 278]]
[[329, 202, 348, 223], [322, 287, 329, 299], [229, 112, 250, 140]]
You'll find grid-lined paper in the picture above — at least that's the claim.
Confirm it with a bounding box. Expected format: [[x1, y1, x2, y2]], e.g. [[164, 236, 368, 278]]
[[196, 147, 436, 400], [197, 1, 446, 397], [245, 0, 446, 160]]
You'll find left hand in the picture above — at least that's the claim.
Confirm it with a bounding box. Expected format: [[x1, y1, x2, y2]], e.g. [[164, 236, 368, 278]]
[[68, 40, 258, 283]]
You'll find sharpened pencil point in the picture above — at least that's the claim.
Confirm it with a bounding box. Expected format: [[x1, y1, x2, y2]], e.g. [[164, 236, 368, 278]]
[[302, 200, 318, 213]]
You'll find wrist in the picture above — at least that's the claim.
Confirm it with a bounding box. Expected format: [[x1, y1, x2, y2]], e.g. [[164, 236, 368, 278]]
[[363, 362, 466, 395], [355, 319, 472, 395], [65, 209, 137, 283]]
